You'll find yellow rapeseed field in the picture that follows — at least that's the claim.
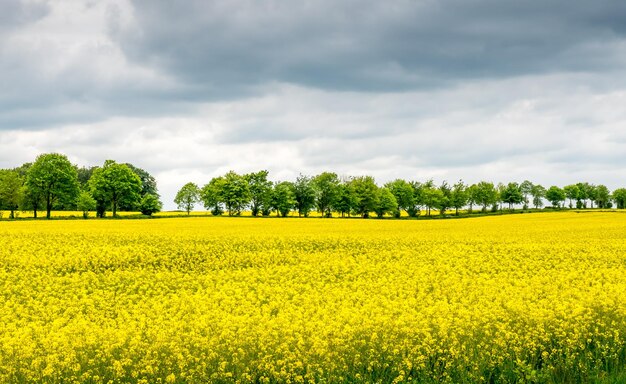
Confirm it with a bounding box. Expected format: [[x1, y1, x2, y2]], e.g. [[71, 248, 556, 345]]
[[0, 212, 625, 383]]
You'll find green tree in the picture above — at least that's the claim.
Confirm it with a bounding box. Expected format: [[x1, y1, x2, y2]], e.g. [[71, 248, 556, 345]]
[[407, 181, 424, 217], [76, 166, 96, 189], [450, 180, 468, 215], [519, 180, 533, 209], [501, 182, 523, 210], [436, 181, 452, 216], [385, 179, 415, 218], [421, 185, 443, 216], [563, 184, 579, 209], [351, 176, 379, 218], [221, 171, 250, 216], [612, 188, 626, 209], [175, 182, 200, 215], [272, 181, 295, 217], [0, 170, 23, 219], [201, 177, 225, 216], [140, 194, 162, 216], [531, 184, 546, 208], [76, 191, 96, 219], [474, 181, 497, 212], [466, 184, 479, 213], [374, 187, 398, 218], [546, 186, 565, 208], [594, 185, 610, 209], [334, 181, 357, 218], [89, 160, 142, 217], [312, 172, 340, 217], [120, 164, 159, 211], [25, 153, 79, 219], [245, 170, 273, 217], [293, 174, 316, 217]]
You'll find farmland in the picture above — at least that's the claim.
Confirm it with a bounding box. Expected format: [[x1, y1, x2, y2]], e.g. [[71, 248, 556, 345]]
[[0, 212, 625, 383]]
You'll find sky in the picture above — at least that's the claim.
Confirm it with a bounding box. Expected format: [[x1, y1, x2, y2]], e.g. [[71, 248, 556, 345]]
[[1, 0, 626, 210]]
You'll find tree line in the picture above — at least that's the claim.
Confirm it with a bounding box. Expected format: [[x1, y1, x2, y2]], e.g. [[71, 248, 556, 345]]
[[175, 171, 626, 218], [0, 153, 162, 219]]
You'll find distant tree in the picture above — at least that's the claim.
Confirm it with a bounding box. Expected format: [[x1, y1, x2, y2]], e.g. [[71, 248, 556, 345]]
[[563, 184, 579, 209], [519, 180, 533, 209], [407, 181, 424, 217], [140, 194, 162, 216], [474, 181, 497, 212], [293, 174, 316, 217], [175, 182, 200, 215], [531, 184, 546, 208], [385, 179, 415, 218], [221, 171, 250, 216], [245, 170, 273, 217], [12, 162, 32, 178], [450, 180, 468, 215], [576, 182, 593, 208], [594, 185, 610, 209], [436, 181, 452, 215], [334, 180, 357, 218], [374, 187, 398, 218], [25, 153, 79, 219], [76, 166, 96, 189], [466, 183, 479, 213], [124, 163, 159, 198], [612, 188, 626, 209], [76, 191, 96, 219], [201, 177, 225, 216], [501, 182, 523, 210], [312, 172, 340, 217], [421, 185, 443, 216], [89, 160, 142, 217], [546, 186, 565, 208], [272, 181, 296, 217], [0, 170, 23, 219], [351, 176, 379, 218]]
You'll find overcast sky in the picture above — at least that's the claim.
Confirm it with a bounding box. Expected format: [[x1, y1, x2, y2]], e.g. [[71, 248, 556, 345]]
[[2, 0, 626, 210]]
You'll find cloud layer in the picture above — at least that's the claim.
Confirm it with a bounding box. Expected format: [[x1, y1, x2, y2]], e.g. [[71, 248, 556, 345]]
[[1, 0, 626, 209]]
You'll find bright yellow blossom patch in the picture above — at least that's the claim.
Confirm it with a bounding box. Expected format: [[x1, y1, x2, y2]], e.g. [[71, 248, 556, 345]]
[[0, 212, 625, 382]]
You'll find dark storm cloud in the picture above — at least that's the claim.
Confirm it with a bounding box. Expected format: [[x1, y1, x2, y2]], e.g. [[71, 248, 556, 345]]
[[112, 0, 626, 93]]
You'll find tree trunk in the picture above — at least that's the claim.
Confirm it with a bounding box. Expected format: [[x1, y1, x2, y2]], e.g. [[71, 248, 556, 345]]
[[46, 193, 52, 219]]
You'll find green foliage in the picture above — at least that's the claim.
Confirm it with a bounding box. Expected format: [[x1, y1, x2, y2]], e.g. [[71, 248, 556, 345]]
[[421, 185, 444, 216], [385, 179, 415, 216], [594, 185, 610, 209], [501, 182, 524, 209], [450, 180, 468, 215], [563, 184, 579, 208], [612, 188, 626, 209], [519, 180, 533, 208], [221, 171, 250, 216], [351, 176, 379, 218], [201, 177, 226, 216], [245, 170, 272, 217], [76, 191, 96, 219], [140, 194, 162, 216], [0, 170, 23, 219], [473, 181, 497, 212], [175, 182, 200, 215], [25, 153, 79, 219], [272, 181, 296, 217], [293, 174, 316, 217], [374, 187, 398, 218], [334, 181, 357, 218], [546, 186, 566, 208], [313, 172, 340, 217], [531, 184, 546, 208], [89, 160, 142, 217], [408, 181, 425, 217]]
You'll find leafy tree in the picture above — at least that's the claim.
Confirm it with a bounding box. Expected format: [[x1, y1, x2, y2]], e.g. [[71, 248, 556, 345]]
[[89, 160, 142, 217], [351, 176, 379, 218], [76, 166, 96, 189], [201, 177, 226, 216], [385, 179, 414, 217], [594, 185, 610, 208], [272, 181, 295, 217], [612, 188, 626, 209], [76, 191, 96, 219], [312, 172, 340, 217], [546, 186, 565, 208], [0, 170, 23, 219], [421, 185, 443, 216], [474, 181, 497, 212], [407, 181, 424, 217], [501, 182, 523, 210], [563, 184, 579, 209], [293, 174, 316, 217], [519, 180, 533, 209], [334, 181, 357, 218], [436, 182, 452, 216], [221, 171, 250, 216], [374, 187, 398, 218], [531, 184, 546, 208], [466, 184, 479, 213], [124, 163, 159, 198], [175, 182, 200, 215], [576, 182, 593, 208], [450, 180, 468, 215], [140, 194, 162, 216], [245, 170, 273, 217], [25, 153, 79, 219]]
